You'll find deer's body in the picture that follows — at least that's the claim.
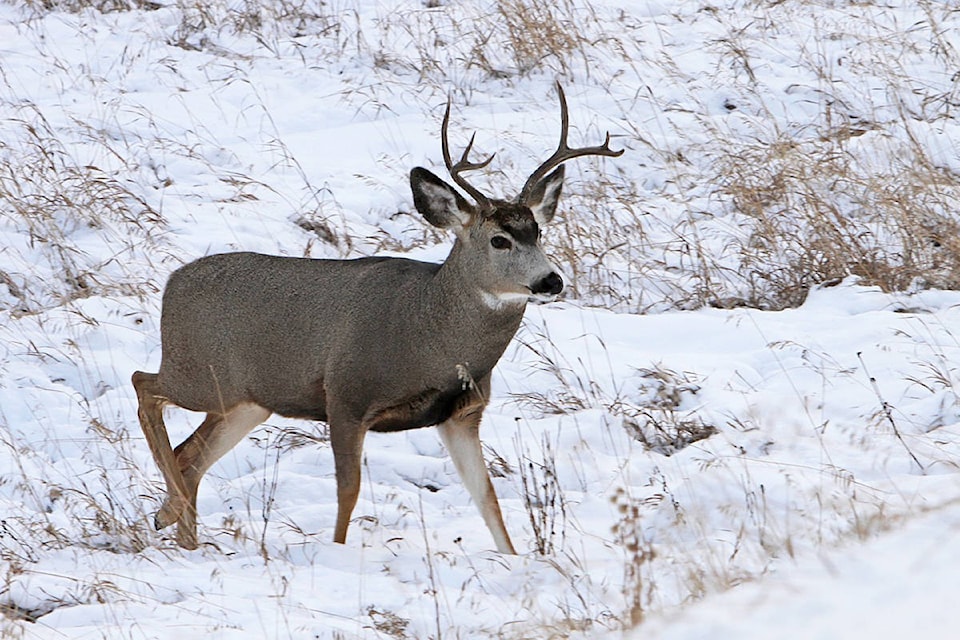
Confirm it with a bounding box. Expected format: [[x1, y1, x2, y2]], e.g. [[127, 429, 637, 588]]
[[133, 85, 621, 553], [156, 251, 522, 428]]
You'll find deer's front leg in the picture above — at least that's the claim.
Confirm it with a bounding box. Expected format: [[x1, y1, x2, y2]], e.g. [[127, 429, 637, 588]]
[[329, 408, 368, 546], [437, 376, 516, 555]]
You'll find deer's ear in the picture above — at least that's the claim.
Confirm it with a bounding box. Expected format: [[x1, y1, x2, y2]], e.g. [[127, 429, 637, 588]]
[[410, 167, 476, 232], [523, 165, 564, 225]]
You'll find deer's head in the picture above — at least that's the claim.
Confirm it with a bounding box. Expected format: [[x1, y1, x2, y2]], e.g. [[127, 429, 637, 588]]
[[410, 84, 623, 305]]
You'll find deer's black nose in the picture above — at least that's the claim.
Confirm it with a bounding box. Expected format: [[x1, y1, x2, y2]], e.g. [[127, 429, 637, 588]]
[[531, 272, 563, 296]]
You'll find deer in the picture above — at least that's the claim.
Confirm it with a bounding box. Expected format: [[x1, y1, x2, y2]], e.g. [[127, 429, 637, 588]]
[[132, 83, 622, 554]]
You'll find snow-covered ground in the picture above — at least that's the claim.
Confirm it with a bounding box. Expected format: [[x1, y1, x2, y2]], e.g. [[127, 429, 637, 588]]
[[640, 498, 960, 639], [1, 0, 959, 637]]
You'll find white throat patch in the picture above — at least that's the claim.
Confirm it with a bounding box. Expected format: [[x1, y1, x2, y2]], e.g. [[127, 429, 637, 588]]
[[480, 290, 529, 310]]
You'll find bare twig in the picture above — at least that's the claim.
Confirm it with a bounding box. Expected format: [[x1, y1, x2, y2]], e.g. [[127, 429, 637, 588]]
[[858, 352, 925, 473]]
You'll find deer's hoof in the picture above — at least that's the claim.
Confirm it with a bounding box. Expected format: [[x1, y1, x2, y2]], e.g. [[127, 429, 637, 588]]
[[154, 500, 182, 530]]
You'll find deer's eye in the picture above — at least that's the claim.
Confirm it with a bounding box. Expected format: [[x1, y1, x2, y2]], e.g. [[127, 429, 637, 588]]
[[490, 236, 512, 250]]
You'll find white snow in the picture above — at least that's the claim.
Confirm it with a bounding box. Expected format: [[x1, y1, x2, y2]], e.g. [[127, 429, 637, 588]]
[[1, 0, 959, 638]]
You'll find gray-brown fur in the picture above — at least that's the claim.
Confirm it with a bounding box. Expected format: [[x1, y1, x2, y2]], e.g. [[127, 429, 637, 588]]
[[157, 250, 523, 427]]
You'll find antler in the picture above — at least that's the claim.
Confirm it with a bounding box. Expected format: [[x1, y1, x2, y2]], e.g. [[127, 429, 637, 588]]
[[441, 98, 494, 207], [517, 82, 624, 205]]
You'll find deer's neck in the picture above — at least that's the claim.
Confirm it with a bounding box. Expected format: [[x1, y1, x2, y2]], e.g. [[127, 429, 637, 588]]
[[428, 242, 526, 367], [434, 241, 525, 313]]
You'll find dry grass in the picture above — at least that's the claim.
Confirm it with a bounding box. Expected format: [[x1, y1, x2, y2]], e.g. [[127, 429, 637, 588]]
[[719, 133, 960, 309], [516, 432, 567, 555], [611, 486, 656, 627], [494, 0, 594, 76], [19, 0, 161, 13], [535, 0, 960, 312], [0, 107, 165, 313], [170, 0, 347, 53]]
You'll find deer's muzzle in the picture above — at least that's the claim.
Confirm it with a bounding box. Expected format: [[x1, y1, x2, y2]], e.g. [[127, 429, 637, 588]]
[[531, 272, 563, 296]]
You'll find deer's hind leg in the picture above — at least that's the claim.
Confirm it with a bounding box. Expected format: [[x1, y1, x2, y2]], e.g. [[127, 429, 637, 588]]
[[132, 371, 197, 547], [133, 371, 270, 549], [168, 403, 270, 548]]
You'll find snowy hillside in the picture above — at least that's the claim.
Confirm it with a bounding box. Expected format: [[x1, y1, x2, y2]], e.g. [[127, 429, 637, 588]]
[[1, 0, 959, 637]]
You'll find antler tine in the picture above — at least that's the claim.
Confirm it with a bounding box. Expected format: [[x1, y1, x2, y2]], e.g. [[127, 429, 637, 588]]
[[441, 97, 495, 207], [518, 82, 624, 205]]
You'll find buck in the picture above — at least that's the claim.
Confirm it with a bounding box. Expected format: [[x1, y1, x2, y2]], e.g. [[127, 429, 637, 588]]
[[132, 84, 622, 553]]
